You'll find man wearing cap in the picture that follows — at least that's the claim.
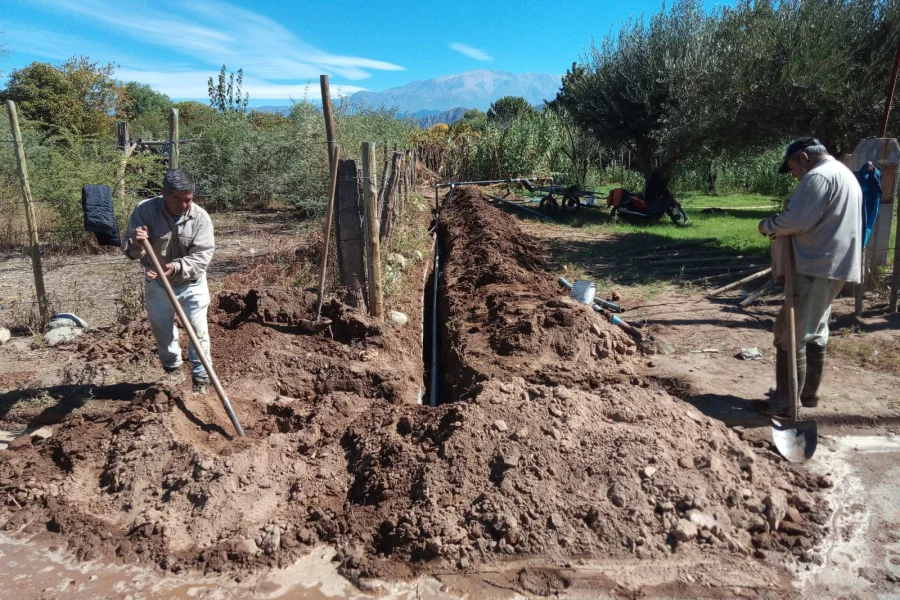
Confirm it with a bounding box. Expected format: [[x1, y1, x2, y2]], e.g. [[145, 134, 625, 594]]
[[752, 138, 862, 416]]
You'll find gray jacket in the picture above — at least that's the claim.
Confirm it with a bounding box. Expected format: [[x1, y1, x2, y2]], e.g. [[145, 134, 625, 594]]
[[761, 157, 862, 283], [122, 197, 215, 285]]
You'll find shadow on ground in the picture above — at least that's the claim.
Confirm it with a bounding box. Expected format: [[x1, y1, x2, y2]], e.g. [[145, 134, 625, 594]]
[[0, 382, 152, 425]]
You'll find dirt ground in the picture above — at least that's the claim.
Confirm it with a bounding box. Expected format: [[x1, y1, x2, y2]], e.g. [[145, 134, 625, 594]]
[[1, 184, 899, 599]]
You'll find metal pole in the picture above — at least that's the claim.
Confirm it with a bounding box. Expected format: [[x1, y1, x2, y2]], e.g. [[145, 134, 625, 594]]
[[316, 145, 341, 319], [141, 239, 244, 437], [6, 100, 49, 325], [168, 108, 179, 169]]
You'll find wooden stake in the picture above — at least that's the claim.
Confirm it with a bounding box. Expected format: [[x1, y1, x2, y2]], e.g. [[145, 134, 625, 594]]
[[319, 75, 337, 175], [141, 240, 244, 437], [739, 279, 775, 308], [707, 267, 772, 297], [168, 108, 179, 169], [316, 145, 341, 319], [362, 142, 384, 320], [6, 100, 48, 326]]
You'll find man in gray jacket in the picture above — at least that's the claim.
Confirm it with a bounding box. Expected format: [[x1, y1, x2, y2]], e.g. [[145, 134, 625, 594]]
[[122, 169, 215, 394], [753, 138, 862, 416]]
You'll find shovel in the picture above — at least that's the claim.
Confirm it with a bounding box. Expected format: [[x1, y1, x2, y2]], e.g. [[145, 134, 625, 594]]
[[770, 236, 817, 462], [141, 238, 245, 437]]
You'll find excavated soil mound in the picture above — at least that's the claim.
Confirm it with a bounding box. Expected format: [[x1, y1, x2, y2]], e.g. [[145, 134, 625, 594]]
[[0, 188, 828, 588]]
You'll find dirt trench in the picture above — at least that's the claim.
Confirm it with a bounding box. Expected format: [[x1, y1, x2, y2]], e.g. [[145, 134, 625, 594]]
[[0, 187, 829, 592]]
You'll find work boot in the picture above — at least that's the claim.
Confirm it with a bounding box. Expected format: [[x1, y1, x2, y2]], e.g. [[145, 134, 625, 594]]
[[801, 344, 826, 408], [160, 366, 185, 387], [752, 349, 792, 417], [192, 378, 210, 395]]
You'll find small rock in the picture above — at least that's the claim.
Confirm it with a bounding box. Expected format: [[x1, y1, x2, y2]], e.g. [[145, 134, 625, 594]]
[[658, 501, 675, 512], [672, 519, 698, 542], [386, 253, 408, 269], [493, 420, 508, 432], [738, 454, 755, 469], [707, 455, 723, 472], [740, 488, 754, 500], [238, 538, 260, 555], [459, 556, 470, 568], [678, 457, 692, 469], [550, 427, 562, 441], [608, 486, 625, 508], [764, 490, 788, 531], [778, 521, 807, 536], [548, 513, 565, 530], [388, 311, 409, 326], [0, 328, 10, 345], [790, 490, 815, 512], [640, 466, 658, 480], [817, 475, 835, 488], [44, 327, 84, 347], [198, 460, 214, 472], [549, 406, 564, 418], [512, 427, 529, 440], [745, 500, 765, 514], [502, 452, 520, 469], [686, 510, 716, 530], [784, 506, 803, 524], [258, 527, 281, 555]]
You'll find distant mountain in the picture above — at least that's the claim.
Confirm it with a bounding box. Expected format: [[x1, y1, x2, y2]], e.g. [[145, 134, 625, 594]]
[[252, 105, 292, 115], [417, 107, 470, 128], [349, 70, 561, 113]]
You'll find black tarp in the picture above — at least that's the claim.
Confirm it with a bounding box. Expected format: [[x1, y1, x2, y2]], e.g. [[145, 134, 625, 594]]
[[81, 185, 120, 247]]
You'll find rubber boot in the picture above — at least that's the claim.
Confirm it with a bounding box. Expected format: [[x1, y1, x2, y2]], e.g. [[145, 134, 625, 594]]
[[752, 349, 791, 417], [801, 344, 826, 407]]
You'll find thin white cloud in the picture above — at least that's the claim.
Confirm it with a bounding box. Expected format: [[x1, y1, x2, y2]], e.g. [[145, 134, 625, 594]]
[[117, 69, 366, 100], [449, 42, 493, 62], [21, 0, 402, 98]]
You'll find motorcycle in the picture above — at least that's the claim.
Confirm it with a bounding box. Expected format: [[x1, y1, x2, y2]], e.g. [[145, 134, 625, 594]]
[[605, 187, 689, 226]]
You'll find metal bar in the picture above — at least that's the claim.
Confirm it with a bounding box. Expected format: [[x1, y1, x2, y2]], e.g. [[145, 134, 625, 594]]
[[140, 239, 244, 437], [485, 193, 550, 220]]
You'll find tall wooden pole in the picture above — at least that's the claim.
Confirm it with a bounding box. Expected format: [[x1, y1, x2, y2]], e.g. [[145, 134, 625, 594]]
[[316, 145, 342, 320], [361, 142, 384, 320], [885, 43, 900, 311], [6, 100, 49, 326], [168, 108, 179, 169], [319, 75, 337, 175]]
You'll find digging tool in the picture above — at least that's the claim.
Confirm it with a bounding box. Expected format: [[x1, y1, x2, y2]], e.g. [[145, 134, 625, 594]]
[[770, 237, 817, 462], [141, 238, 245, 437], [315, 145, 342, 324], [558, 277, 674, 352]]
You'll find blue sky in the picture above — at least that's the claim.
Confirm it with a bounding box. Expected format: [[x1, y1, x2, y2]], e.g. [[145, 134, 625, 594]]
[[1, 0, 728, 105]]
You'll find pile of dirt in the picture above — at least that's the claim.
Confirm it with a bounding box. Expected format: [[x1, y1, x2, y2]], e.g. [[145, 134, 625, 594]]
[[0, 188, 828, 589]]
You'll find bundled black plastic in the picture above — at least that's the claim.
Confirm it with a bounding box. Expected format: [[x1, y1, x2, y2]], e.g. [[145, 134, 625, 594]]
[[81, 184, 120, 246]]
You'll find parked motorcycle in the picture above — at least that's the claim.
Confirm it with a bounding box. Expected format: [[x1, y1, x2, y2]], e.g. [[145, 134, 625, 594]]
[[605, 188, 689, 226]]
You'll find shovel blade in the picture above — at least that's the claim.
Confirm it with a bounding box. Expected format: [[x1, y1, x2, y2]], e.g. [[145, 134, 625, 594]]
[[771, 418, 818, 463]]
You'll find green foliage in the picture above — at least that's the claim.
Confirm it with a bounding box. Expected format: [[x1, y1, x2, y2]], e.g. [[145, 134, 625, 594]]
[[174, 101, 220, 130], [1, 57, 123, 137], [120, 82, 172, 120], [556, 0, 900, 194], [208, 66, 249, 115], [487, 96, 536, 124]]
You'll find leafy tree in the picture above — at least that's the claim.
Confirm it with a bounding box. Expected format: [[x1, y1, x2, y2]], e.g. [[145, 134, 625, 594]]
[[487, 96, 536, 124], [1, 57, 123, 137], [461, 108, 487, 131], [208, 65, 249, 115], [174, 101, 220, 129], [119, 82, 172, 120]]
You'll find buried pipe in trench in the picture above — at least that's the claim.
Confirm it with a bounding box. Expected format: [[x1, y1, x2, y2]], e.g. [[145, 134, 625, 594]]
[[427, 178, 554, 406]]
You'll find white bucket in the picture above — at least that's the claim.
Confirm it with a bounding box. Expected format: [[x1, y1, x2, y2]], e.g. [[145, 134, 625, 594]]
[[570, 279, 596, 306], [584, 194, 596, 206]]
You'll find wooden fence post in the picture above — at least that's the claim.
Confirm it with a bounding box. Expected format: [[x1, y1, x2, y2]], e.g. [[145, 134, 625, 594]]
[[380, 151, 402, 242], [362, 143, 384, 320], [116, 121, 136, 202], [319, 76, 337, 172], [335, 159, 368, 310], [168, 108, 179, 169], [6, 100, 49, 325]]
